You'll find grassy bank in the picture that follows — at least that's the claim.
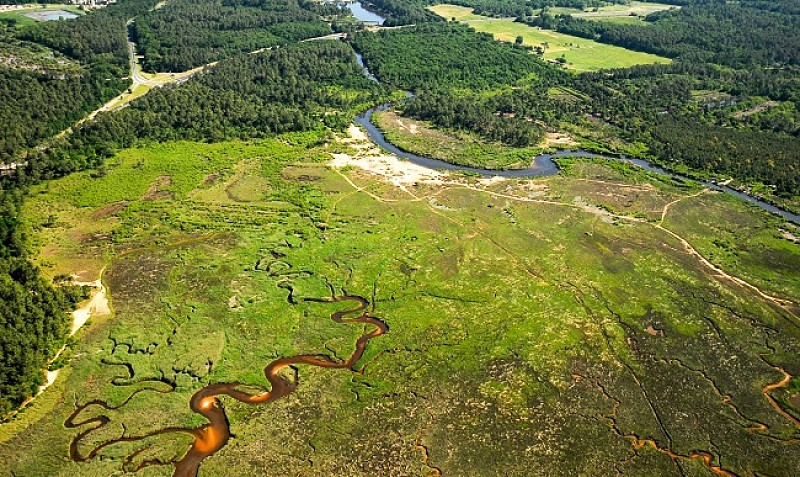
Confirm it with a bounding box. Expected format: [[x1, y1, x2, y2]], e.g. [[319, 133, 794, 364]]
[[373, 109, 545, 170]]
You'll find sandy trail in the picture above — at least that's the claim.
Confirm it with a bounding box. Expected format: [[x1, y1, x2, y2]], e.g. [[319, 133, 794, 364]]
[[12, 270, 111, 412], [70, 275, 110, 336]]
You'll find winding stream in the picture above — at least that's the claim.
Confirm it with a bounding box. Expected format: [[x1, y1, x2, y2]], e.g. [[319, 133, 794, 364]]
[[60, 21, 798, 476], [66, 294, 387, 476], [353, 57, 800, 226]]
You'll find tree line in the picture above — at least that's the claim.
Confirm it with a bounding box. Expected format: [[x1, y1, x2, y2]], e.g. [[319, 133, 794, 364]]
[[351, 23, 559, 90], [0, 16, 385, 412], [521, 0, 800, 68], [133, 0, 334, 72], [403, 90, 545, 147], [25, 42, 390, 181], [351, 22, 800, 196]]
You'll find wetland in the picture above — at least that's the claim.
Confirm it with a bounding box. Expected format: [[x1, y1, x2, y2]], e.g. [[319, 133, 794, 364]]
[[2, 129, 798, 476]]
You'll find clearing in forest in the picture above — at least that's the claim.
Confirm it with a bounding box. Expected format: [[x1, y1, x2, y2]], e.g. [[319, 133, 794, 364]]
[[548, 1, 678, 25], [429, 4, 672, 71]]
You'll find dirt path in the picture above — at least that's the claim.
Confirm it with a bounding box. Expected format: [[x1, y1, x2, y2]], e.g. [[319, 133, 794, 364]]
[[70, 274, 110, 335], [5, 270, 110, 417], [330, 124, 797, 317], [659, 188, 708, 224]]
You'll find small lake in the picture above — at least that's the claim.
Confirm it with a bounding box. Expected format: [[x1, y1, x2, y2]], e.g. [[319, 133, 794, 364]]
[[25, 10, 79, 22], [346, 1, 386, 25]]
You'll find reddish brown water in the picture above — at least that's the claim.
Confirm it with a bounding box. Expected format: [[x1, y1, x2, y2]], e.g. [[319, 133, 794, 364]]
[[761, 366, 800, 428], [66, 294, 387, 476]]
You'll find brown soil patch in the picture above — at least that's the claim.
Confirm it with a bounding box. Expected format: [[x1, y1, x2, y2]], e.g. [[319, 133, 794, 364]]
[[281, 165, 322, 183], [645, 325, 664, 336], [143, 175, 173, 201], [790, 393, 800, 409], [91, 201, 128, 219], [201, 173, 220, 186], [733, 101, 779, 119], [80, 232, 113, 244]]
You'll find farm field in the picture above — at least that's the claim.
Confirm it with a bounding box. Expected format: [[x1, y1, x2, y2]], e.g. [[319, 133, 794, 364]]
[[429, 4, 672, 71], [1, 127, 799, 476]]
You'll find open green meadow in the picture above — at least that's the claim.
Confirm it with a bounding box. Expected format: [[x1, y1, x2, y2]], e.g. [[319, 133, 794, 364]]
[[0, 129, 798, 475], [547, 2, 678, 25], [429, 5, 672, 71]]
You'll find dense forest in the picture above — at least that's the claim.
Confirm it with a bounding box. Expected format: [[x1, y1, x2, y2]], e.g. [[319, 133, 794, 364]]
[[133, 0, 334, 72], [27, 41, 389, 180], [361, 0, 443, 26], [0, 226, 83, 415], [523, 0, 800, 68], [351, 23, 557, 90], [0, 0, 159, 164], [403, 90, 545, 146], [353, 22, 800, 196]]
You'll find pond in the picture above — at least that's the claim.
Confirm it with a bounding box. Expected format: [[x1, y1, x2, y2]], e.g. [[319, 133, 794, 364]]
[[24, 10, 79, 22], [346, 1, 386, 25]]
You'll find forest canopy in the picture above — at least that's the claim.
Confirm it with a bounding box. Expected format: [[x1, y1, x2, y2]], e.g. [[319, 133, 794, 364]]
[[133, 0, 333, 72]]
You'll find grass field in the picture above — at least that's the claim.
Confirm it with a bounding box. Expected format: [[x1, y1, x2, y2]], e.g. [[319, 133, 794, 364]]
[[547, 1, 678, 25], [1, 130, 799, 475], [429, 5, 672, 71]]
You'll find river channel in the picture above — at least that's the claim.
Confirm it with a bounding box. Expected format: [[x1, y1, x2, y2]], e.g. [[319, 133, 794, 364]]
[[351, 53, 800, 225]]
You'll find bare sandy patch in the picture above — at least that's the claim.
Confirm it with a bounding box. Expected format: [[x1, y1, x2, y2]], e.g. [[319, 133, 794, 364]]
[[396, 118, 418, 134], [91, 201, 127, 219], [790, 393, 800, 409], [541, 132, 578, 148], [331, 125, 445, 188], [18, 271, 111, 409], [573, 196, 617, 223], [71, 275, 110, 336], [331, 152, 444, 188], [143, 175, 172, 201]]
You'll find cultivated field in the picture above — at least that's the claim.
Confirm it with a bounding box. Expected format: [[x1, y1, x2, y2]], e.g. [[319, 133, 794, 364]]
[[1, 127, 798, 476], [429, 5, 672, 71]]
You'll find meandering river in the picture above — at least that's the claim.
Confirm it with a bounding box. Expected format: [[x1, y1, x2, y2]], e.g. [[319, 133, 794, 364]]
[[352, 53, 800, 226], [66, 294, 387, 477], [61, 13, 798, 476]]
